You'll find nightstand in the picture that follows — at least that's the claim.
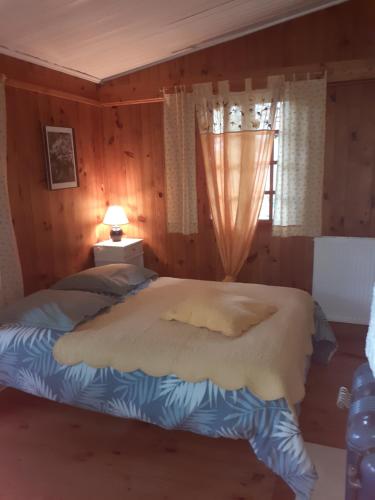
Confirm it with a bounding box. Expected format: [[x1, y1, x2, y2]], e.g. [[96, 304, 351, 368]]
[[93, 238, 144, 267]]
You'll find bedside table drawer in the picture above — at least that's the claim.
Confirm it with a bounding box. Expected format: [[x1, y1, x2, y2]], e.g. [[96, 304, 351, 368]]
[[94, 243, 142, 261], [95, 254, 144, 268], [93, 238, 144, 267]]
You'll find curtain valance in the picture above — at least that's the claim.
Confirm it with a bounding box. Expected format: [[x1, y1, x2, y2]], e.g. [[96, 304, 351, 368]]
[[193, 77, 283, 134]]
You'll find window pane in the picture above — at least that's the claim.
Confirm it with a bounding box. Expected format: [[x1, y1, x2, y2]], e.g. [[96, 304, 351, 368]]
[[273, 134, 279, 162], [273, 163, 278, 191], [259, 194, 270, 220], [265, 166, 271, 191], [275, 102, 281, 130]]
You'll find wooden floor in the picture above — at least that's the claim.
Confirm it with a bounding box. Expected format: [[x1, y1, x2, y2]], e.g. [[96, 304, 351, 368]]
[[300, 323, 367, 449], [0, 325, 366, 500], [274, 324, 367, 499]]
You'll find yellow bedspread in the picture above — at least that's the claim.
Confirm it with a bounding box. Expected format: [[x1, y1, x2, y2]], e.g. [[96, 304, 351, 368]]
[[53, 278, 314, 406]]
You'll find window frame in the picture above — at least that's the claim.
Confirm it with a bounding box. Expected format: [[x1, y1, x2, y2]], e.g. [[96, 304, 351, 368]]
[[258, 130, 278, 223]]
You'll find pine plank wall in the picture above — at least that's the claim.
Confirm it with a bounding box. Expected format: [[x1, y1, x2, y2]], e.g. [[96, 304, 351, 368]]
[[2, 0, 375, 294]]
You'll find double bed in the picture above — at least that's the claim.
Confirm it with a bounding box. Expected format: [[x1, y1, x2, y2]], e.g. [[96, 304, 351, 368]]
[[0, 271, 336, 500]]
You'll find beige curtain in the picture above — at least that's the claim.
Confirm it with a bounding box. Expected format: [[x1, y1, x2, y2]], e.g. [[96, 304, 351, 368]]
[[272, 75, 327, 237], [163, 89, 198, 235], [0, 76, 23, 306], [194, 78, 282, 281]]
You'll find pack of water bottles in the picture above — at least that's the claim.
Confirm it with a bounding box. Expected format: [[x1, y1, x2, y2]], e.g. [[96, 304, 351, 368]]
[[345, 362, 375, 500]]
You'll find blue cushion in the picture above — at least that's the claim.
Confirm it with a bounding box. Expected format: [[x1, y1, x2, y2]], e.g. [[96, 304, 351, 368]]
[[0, 289, 117, 331], [52, 263, 157, 296]]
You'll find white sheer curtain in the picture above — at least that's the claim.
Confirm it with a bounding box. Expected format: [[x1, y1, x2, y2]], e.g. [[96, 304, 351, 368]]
[[194, 78, 282, 281], [273, 75, 327, 237], [0, 76, 23, 307], [163, 89, 198, 235]]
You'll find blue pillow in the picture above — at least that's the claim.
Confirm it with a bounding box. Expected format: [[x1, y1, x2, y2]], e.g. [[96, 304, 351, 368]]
[[0, 289, 117, 331], [52, 263, 158, 296]]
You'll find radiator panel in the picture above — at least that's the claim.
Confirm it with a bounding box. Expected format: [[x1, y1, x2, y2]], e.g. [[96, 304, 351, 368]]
[[312, 237, 375, 325]]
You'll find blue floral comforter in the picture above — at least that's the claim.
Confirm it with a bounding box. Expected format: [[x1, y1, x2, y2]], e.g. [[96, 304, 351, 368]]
[[0, 286, 335, 500]]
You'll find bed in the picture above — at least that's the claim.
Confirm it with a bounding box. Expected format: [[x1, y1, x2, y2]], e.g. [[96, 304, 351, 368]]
[[0, 275, 336, 500]]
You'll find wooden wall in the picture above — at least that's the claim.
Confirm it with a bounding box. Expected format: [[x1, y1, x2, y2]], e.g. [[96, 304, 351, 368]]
[[3, 0, 375, 294], [2, 56, 107, 294], [324, 80, 375, 237], [99, 0, 375, 291], [98, 0, 375, 102], [101, 103, 313, 289]]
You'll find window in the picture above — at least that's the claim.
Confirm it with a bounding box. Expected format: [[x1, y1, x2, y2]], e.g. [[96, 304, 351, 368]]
[[209, 100, 280, 222], [258, 131, 278, 221], [259, 101, 280, 221]]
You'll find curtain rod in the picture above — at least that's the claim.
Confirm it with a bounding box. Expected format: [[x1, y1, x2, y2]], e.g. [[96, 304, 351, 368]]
[[160, 71, 326, 94], [101, 96, 164, 107]]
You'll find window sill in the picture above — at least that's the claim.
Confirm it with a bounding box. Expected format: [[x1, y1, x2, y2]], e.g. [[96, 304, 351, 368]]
[[257, 219, 273, 225]]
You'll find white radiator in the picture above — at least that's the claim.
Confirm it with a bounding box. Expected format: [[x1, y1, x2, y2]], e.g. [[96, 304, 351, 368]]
[[312, 237, 375, 325]]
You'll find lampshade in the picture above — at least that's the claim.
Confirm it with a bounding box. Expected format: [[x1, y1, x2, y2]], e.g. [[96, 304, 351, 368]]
[[103, 205, 129, 226]]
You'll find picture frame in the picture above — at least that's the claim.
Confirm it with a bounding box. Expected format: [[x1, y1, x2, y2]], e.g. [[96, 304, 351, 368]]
[[43, 125, 79, 190]]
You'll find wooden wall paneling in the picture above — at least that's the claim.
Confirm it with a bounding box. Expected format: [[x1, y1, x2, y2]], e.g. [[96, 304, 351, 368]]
[[139, 104, 169, 275], [345, 82, 375, 236], [121, 106, 145, 239], [332, 83, 352, 235], [100, 100, 315, 289], [6, 85, 106, 294], [36, 97, 82, 282], [103, 104, 156, 275], [42, 96, 77, 282], [100, 98, 313, 289], [0, 54, 98, 99], [6, 87, 39, 290], [100, 107, 118, 214], [68, 102, 107, 269], [323, 84, 338, 234], [92, 105, 108, 244], [101, 102, 225, 281], [99, 0, 375, 102], [236, 229, 312, 292], [97, 0, 375, 291], [33, 94, 58, 286], [101, 104, 168, 273], [5, 0, 375, 293], [279, 237, 295, 289], [323, 80, 375, 238]]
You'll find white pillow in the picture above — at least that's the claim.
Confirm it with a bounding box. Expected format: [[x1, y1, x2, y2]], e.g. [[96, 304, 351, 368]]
[[161, 290, 277, 337]]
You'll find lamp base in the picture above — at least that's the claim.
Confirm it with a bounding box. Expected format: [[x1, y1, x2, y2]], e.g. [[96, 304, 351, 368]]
[[110, 227, 123, 242]]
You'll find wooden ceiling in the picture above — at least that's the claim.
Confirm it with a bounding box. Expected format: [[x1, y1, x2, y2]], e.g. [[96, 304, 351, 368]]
[[0, 0, 347, 82]]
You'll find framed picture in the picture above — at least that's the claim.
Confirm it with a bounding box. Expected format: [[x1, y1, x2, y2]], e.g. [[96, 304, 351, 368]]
[[43, 126, 79, 190]]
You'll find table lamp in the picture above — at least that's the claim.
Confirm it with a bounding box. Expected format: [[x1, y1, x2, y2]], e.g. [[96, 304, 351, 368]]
[[103, 205, 129, 242]]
